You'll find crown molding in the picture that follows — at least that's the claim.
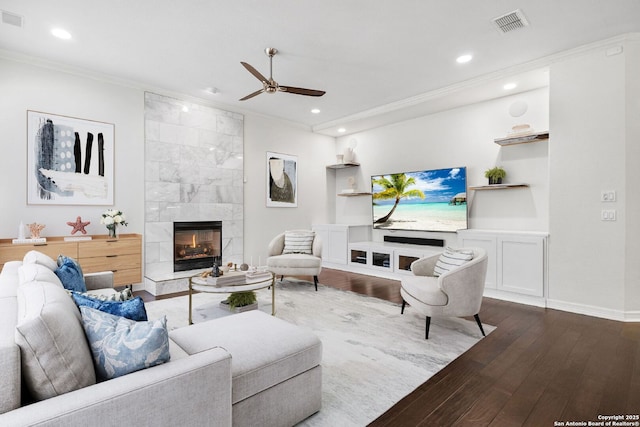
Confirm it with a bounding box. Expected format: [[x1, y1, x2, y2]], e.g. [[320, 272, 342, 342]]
[[312, 32, 639, 136]]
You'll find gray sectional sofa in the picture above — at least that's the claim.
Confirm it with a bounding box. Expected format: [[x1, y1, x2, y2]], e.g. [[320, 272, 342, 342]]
[[0, 252, 322, 426]]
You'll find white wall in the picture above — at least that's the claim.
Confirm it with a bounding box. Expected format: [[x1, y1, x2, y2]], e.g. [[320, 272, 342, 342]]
[[242, 114, 336, 262], [626, 39, 640, 314], [0, 58, 145, 238], [334, 88, 550, 247], [548, 37, 637, 319]]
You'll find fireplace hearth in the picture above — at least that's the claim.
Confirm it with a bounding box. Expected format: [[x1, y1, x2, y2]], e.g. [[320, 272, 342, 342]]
[[173, 221, 222, 272]]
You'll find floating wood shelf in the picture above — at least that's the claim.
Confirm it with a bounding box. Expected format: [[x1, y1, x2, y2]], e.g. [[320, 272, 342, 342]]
[[469, 184, 530, 190], [326, 162, 360, 169], [494, 131, 549, 146], [337, 192, 372, 197]]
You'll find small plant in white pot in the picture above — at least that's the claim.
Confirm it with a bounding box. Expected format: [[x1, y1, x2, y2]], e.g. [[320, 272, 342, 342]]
[[222, 291, 257, 313], [484, 167, 506, 185]]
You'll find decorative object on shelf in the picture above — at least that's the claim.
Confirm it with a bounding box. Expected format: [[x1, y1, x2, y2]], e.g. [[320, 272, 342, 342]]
[[101, 209, 128, 238], [266, 151, 297, 208], [27, 111, 115, 206], [341, 176, 358, 194], [507, 124, 534, 137], [336, 154, 344, 163], [17, 221, 25, 240], [27, 222, 46, 239], [240, 263, 249, 271], [343, 138, 358, 163], [67, 216, 90, 235], [484, 167, 506, 185]]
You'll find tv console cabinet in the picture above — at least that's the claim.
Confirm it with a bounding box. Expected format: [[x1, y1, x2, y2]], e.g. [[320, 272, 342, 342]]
[[0, 233, 142, 287], [312, 224, 549, 308]]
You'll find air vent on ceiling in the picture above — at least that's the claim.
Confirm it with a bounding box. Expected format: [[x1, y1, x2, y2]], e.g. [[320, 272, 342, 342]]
[[1, 10, 24, 27], [492, 9, 529, 34]]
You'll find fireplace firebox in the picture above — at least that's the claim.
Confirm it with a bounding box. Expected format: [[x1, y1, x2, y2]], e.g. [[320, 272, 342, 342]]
[[173, 221, 222, 272]]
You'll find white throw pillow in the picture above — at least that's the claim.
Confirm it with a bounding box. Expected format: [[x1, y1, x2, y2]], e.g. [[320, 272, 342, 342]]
[[282, 231, 315, 255], [15, 281, 96, 400], [433, 247, 474, 277]]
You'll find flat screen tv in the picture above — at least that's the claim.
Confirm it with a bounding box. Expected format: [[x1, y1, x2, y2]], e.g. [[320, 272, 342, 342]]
[[371, 166, 467, 232]]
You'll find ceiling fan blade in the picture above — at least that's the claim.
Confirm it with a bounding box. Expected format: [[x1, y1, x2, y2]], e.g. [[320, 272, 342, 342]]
[[241, 62, 268, 83], [279, 86, 326, 97], [239, 88, 264, 101]]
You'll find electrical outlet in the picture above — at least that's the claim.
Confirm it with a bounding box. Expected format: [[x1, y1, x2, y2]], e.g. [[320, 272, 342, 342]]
[[601, 209, 617, 221], [601, 190, 616, 202]]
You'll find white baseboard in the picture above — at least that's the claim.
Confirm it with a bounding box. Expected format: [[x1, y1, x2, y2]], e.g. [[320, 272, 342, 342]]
[[483, 288, 547, 308], [546, 299, 640, 322]]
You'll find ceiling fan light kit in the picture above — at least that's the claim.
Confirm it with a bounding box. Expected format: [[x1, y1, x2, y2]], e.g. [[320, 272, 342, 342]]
[[239, 47, 326, 101]]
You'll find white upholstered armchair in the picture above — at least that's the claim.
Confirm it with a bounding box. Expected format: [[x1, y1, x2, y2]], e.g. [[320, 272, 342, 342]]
[[400, 247, 488, 339], [266, 230, 322, 291]]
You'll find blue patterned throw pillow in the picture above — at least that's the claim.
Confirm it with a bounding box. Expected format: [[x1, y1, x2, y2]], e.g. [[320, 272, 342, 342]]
[[55, 255, 87, 292], [80, 306, 170, 381], [72, 293, 147, 321]]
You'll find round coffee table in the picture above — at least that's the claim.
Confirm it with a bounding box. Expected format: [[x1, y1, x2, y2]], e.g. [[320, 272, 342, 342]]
[[188, 271, 276, 324]]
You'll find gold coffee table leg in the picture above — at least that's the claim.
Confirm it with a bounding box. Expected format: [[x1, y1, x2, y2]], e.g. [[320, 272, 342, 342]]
[[271, 275, 276, 316], [188, 278, 193, 325]]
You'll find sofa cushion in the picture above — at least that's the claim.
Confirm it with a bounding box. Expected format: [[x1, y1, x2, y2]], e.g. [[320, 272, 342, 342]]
[[433, 247, 474, 277], [282, 231, 315, 255], [169, 310, 322, 404], [80, 306, 170, 381], [71, 293, 147, 321], [0, 261, 21, 299], [23, 250, 58, 271], [15, 281, 96, 401], [266, 254, 322, 269], [18, 263, 64, 288], [401, 275, 449, 306], [55, 255, 87, 292]]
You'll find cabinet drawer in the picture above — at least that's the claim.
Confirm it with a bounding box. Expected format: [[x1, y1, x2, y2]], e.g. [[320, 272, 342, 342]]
[[78, 239, 140, 258], [80, 253, 140, 273], [0, 242, 78, 267]]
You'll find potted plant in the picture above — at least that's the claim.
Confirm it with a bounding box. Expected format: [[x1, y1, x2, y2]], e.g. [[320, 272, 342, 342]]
[[484, 167, 506, 185], [224, 291, 257, 312]]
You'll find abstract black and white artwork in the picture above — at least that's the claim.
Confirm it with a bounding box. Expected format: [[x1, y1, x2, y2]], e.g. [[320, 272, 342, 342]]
[[266, 151, 297, 207], [27, 111, 114, 205]]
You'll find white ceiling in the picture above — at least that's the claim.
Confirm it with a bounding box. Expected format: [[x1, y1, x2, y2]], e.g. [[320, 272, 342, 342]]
[[1, 1, 639, 136]]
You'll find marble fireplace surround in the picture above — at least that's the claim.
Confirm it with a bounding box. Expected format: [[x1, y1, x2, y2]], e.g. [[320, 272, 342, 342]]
[[143, 93, 244, 295]]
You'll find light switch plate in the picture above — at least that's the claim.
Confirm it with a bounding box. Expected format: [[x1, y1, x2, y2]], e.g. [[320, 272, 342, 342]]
[[601, 190, 616, 202]]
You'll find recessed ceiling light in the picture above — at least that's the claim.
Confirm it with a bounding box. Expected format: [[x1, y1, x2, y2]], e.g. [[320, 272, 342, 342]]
[[311, 108, 321, 114], [337, 128, 346, 133], [503, 82, 517, 90], [456, 54, 473, 64], [51, 28, 71, 40], [182, 106, 189, 112]]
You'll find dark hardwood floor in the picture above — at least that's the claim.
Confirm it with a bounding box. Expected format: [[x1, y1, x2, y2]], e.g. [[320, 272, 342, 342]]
[[137, 268, 640, 426], [317, 269, 640, 426]]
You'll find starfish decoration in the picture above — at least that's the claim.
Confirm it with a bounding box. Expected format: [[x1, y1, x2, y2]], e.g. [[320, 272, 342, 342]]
[[67, 216, 90, 235]]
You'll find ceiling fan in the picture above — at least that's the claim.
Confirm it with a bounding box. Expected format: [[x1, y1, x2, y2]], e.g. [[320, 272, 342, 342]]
[[239, 48, 326, 101]]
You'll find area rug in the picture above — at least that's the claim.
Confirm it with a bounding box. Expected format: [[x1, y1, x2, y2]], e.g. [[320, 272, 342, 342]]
[[145, 279, 494, 426]]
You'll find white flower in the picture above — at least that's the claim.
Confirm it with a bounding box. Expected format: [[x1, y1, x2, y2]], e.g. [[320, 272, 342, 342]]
[[102, 209, 128, 227]]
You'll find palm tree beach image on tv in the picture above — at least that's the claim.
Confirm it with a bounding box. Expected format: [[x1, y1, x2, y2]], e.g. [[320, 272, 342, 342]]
[[371, 167, 468, 232]]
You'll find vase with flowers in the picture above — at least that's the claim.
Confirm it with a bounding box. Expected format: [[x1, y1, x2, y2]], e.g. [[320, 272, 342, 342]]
[[101, 209, 128, 238]]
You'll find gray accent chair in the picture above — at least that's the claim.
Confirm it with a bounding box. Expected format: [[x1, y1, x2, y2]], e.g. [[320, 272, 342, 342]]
[[400, 247, 488, 339], [266, 230, 322, 291]]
